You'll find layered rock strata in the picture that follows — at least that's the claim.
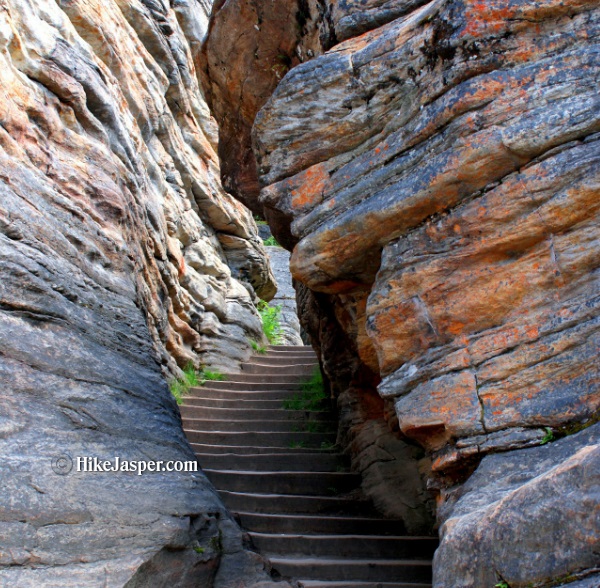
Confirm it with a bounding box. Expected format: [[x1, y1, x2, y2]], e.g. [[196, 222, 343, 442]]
[[203, 0, 600, 584], [0, 0, 282, 586]]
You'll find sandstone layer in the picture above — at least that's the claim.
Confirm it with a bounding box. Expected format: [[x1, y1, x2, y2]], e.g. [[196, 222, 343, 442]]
[[0, 0, 282, 586], [203, 0, 600, 584]]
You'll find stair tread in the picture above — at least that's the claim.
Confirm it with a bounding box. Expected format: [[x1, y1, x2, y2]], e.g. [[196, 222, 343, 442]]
[[251, 532, 437, 541], [298, 582, 431, 588], [191, 444, 335, 454], [205, 469, 358, 476], [268, 557, 432, 564], [235, 512, 396, 522]]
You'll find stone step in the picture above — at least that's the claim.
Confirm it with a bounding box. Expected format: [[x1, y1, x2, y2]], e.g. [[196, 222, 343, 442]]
[[191, 444, 335, 455], [191, 381, 304, 391], [248, 355, 319, 366], [250, 534, 438, 559], [185, 430, 336, 447], [236, 513, 406, 536], [203, 470, 360, 495], [222, 373, 313, 384], [195, 452, 348, 472], [182, 398, 290, 409], [268, 345, 316, 352], [220, 491, 374, 515], [268, 557, 432, 584], [181, 406, 333, 422], [298, 581, 431, 588], [242, 362, 317, 375], [186, 387, 301, 400], [183, 418, 336, 433]]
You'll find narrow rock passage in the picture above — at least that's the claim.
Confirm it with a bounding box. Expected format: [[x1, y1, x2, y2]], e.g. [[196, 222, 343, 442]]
[[181, 345, 437, 587]]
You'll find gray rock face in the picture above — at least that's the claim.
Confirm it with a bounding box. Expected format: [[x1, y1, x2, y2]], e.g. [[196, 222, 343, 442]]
[[0, 0, 281, 586], [265, 246, 303, 346], [434, 424, 600, 588]]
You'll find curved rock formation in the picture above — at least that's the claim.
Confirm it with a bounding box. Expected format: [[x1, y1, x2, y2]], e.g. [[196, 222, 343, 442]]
[[0, 0, 282, 586], [203, 0, 600, 584]]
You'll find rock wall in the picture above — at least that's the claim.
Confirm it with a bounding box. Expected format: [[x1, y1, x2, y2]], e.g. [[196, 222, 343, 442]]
[[202, 0, 600, 584], [0, 0, 284, 586]]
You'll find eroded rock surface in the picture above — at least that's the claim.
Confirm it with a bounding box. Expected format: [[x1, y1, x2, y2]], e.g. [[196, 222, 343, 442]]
[[265, 245, 303, 346], [0, 0, 282, 586], [203, 0, 600, 585], [434, 424, 600, 587]]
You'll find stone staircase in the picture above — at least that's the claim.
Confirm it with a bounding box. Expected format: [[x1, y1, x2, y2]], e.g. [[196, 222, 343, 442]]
[[181, 345, 437, 587]]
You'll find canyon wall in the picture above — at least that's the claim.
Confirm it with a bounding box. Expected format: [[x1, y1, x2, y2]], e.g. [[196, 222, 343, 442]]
[[202, 0, 600, 585], [0, 0, 284, 586]]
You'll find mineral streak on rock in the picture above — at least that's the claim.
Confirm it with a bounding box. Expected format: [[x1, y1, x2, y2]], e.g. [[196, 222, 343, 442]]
[[0, 0, 281, 586], [203, 0, 600, 584]]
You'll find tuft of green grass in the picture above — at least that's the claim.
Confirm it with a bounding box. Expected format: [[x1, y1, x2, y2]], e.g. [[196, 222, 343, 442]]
[[305, 420, 326, 433], [258, 301, 282, 344], [169, 379, 187, 405], [169, 363, 198, 405], [169, 364, 226, 405], [263, 235, 280, 247], [183, 363, 200, 387], [283, 367, 327, 411], [250, 339, 267, 354], [495, 582, 509, 588], [201, 368, 225, 382], [320, 441, 335, 450], [540, 427, 555, 445], [289, 440, 306, 449], [193, 546, 205, 554]]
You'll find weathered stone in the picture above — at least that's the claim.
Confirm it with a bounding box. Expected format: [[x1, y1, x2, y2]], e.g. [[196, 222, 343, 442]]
[[0, 0, 279, 585], [265, 246, 303, 346], [434, 424, 600, 588]]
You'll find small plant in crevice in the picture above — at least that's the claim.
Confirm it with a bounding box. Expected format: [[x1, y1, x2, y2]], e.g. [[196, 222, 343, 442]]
[[250, 339, 267, 354], [305, 420, 326, 433], [258, 300, 282, 344], [169, 364, 226, 405], [320, 440, 336, 450], [495, 582, 509, 588], [540, 427, 555, 445], [201, 368, 226, 382], [169, 363, 199, 405], [209, 530, 224, 554], [289, 440, 306, 449]]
